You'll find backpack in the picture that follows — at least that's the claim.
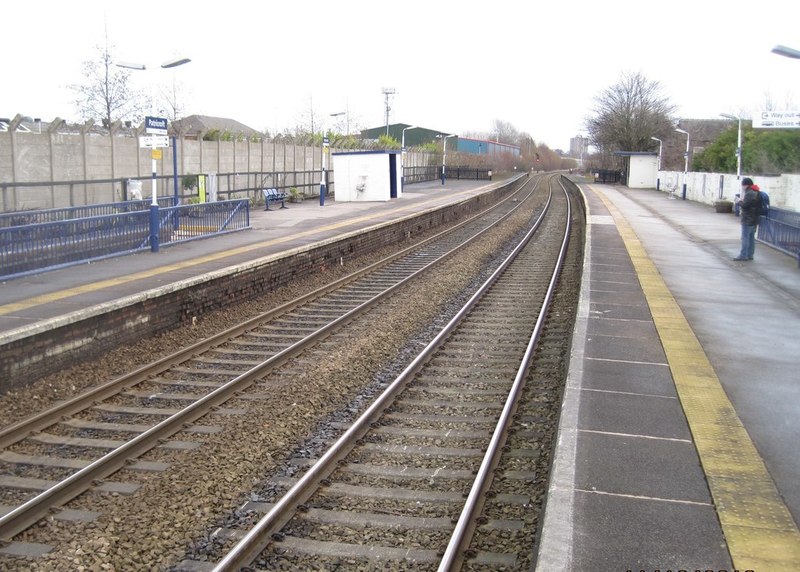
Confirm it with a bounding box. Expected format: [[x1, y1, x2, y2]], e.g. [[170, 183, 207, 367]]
[[759, 191, 770, 216]]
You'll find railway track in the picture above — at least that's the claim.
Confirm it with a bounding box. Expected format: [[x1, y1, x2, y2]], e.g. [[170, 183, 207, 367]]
[[187, 174, 576, 571], [0, 174, 544, 546]]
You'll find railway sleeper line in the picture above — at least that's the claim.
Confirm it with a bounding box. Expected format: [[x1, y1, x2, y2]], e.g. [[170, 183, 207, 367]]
[[0, 175, 547, 548], [186, 175, 577, 571]]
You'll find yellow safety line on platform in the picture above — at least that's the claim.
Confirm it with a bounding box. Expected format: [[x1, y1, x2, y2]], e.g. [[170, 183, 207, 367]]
[[0, 186, 488, 317], [591, 186, 800, 572]]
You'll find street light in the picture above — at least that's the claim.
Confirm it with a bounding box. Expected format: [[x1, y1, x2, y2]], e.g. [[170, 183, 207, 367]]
[[650, 136, 663, 191], [318, 112, 346, 207], [330, 111, 347, 136], [720, 113, 743, 181], [439, 134, 457, 185], [771, 45, 800, 59], [117, 56, 191, 251], [675, 128, 690, 200], [401, 125, 418, 192]]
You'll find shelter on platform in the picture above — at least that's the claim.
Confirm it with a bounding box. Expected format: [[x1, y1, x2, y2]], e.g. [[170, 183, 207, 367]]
[[332, 150, 402, 202], [614, 151, 658, 189]]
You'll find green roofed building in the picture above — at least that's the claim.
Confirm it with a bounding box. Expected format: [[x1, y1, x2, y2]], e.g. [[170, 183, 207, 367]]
[[360, 123, 456, 149]]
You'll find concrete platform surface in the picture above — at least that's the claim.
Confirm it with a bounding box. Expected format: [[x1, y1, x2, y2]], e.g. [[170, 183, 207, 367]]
[[0, 179, 505, 338], [536, 183, 799, 572]]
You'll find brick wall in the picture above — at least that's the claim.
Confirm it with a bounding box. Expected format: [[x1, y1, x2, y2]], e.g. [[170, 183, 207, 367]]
[[0, 177, 523, 390]]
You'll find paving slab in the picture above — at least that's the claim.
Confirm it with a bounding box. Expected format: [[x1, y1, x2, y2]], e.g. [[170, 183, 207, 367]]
[[536, 181, 800, 572]]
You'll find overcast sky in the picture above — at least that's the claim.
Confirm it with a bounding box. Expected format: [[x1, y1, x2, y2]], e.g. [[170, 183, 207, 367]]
[[3, 0, 798, 150]]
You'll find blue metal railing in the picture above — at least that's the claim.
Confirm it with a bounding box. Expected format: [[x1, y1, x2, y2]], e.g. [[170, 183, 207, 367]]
[[757, 207, 800, 266], [1, 199, 250, 280], [165, 200, 250, 246], [0, 197, 175, 228]]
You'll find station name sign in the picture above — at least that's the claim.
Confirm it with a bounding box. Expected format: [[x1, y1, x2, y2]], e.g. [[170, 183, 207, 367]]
[[145, 116, 169, 135], [753, 110, 800, 129]]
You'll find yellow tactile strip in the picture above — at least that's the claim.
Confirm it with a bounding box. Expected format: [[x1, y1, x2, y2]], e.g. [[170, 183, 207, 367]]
[[592, 186, 800, 572]]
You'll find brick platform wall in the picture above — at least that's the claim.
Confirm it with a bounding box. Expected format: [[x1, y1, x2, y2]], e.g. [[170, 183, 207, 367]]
[[1, 177, 524, 390]]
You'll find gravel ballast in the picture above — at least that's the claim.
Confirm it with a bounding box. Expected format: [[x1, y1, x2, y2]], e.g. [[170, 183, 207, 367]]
[[0, 182, 548, 570]]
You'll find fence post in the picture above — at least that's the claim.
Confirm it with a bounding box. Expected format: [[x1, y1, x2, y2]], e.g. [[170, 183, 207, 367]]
[[172, 137, 180, 230]]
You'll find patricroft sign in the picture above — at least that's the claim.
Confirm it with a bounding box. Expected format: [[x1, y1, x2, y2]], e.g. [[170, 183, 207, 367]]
[[753, 110, 800, 129], [144, 116, 169, 135]]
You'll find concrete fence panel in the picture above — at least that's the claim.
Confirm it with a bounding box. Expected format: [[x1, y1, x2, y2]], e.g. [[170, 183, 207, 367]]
[[0, 131, 439, 211], [658, 170, 800, 211]]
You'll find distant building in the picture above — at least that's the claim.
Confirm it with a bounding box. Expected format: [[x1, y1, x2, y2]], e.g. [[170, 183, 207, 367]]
[[360, 123, 453, 148], [457, 137, 520, 157], [360, 123, 520, 156], [171, 114, 261, 139], [569, 135, 588, 158]]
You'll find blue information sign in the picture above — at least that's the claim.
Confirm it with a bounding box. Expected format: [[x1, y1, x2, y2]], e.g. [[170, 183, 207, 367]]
[[145, 116, 169, 135]]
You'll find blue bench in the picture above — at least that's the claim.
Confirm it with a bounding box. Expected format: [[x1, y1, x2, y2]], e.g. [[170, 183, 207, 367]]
[[262, 188, 288, 211]]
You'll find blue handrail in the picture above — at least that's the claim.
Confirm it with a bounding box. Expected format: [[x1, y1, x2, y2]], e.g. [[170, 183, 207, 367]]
[[1, 199, 251, 280]]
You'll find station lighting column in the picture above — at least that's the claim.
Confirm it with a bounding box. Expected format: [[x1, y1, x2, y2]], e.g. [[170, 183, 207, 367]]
[[401, 126, 418, 192], [319, 112, 345, 206], [117, 57, 191, 251], [719, 113, 743, 180], [650, 136, 663, 191], [675, 128, 690, 200], [441, 134, 457, 184]]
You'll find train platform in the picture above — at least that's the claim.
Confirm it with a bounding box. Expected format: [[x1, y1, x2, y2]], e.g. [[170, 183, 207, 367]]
[[537, 183, 800, 571], [0, 178, 505, 340]]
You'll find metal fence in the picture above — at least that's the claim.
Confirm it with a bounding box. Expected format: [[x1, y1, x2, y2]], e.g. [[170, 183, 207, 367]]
[[403, 166, 440, 184], [1, 199, 250, 280], [446, 167, 492, 181], [593, 169, 623, 184], [402, 166, 493, 184], [168, 200, 250, 244], [0, 197, 175, 228], [758, 207, 800, 264]]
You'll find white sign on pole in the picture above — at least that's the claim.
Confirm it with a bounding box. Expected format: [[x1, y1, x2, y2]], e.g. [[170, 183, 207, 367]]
[[139, 135, 170, 148], [753, 110, 800, 129]]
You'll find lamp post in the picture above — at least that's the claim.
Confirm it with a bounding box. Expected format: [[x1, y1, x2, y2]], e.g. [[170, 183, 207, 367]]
[[440, 134, 457, 185], [319, 112, 345, 207], [118, 57, 191, 252], [401, 125, 418, 192], [675, 128, 690, 200], [720, 113, 742, 181], [650, 136, 663, 190], [330, 111, 346, 136], [771, 44, 800, 59]]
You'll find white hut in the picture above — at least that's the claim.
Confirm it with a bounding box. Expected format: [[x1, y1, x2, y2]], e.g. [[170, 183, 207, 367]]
[[332, 151, 401, 202]]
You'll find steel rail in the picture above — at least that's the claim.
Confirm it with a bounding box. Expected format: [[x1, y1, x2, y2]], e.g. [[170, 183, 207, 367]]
[[0, 175, 539, 541], [211, 175, 559, 572], [0, 175, 530, 450], [437, 174, 572, 571]]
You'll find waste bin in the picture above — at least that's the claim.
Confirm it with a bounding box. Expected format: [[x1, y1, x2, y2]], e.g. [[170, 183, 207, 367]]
[[128, 179, 143, 201]]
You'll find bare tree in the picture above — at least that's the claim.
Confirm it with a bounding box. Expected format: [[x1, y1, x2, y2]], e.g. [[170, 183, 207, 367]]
[[159, 76, 190, 121], [294, 95, 321, 137], [464, 120, 521, 144], [762, 89, 796, 112], [71, 44, 148, 127], [587, 71, 676, 154], [493, 119, 522, 145]]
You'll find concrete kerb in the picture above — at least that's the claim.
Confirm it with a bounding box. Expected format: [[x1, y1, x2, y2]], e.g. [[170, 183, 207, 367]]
[[0, 177, 518, 348], [533, 183, 592, 571]]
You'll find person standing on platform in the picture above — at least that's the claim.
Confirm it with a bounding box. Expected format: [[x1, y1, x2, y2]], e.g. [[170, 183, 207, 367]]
[[734, 177, 761, 261]]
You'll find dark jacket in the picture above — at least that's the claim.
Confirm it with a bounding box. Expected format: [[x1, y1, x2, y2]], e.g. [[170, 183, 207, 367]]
[[740, 188, 761, 225]]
